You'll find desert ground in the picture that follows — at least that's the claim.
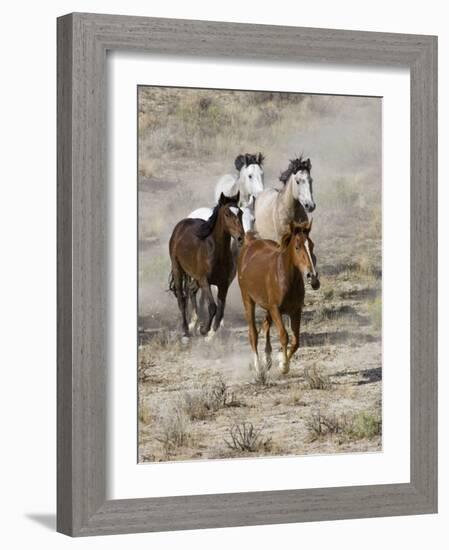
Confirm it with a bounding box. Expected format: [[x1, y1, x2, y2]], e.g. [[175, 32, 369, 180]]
[[137, 87, 382, 462]]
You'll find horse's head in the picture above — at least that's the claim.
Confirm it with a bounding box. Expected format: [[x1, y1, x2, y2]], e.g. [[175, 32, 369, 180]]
[[280, 156, 315, 213], [218, 193, 245, 245], [234, 152, 265, 199], [281, 220, 320, 289]]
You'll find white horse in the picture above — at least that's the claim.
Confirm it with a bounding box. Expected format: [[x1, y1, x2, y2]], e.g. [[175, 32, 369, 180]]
[[189, 204, 255, 233], [254, 156, 316, 243], [214, 153, 265, 207]]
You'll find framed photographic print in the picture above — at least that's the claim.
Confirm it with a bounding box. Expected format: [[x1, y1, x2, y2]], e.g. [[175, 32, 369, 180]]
[[57, 13, 437, 536]]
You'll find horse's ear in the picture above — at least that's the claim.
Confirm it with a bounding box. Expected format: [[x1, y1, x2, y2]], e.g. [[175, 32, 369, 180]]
[[298, 220, 312, 234], [218, 192, 226, 205], [234, 154, 245, 171], [305, 158, 311, 171], [257, 152, 264, 165], [233, 191, 240, 204]]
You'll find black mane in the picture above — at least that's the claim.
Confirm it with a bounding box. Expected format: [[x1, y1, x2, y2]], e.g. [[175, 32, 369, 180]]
[[196, 192, 240, 240], [234, 152, 264, 172], [279, 156, 311, 184]]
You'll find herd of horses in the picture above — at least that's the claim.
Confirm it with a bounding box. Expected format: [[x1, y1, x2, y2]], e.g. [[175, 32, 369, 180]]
[[168, 153, 320, 374]]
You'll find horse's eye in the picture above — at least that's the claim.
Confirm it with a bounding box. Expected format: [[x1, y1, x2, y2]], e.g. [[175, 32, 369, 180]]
[[249, 174, 253, 179]]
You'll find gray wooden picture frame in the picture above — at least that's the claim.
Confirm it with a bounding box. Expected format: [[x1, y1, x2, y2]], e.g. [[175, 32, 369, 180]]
[[57, 12, 438, 537]]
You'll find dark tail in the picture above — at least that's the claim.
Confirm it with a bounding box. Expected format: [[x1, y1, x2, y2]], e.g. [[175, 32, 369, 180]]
[[168, 270, 177, 296], [168, 269, 192, 298]]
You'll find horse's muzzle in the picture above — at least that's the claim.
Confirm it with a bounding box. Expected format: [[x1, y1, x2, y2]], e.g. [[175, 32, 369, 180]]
[[310, 274, 320, 290]]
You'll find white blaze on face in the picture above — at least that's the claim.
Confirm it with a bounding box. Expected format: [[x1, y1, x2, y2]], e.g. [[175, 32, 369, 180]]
[[304, 238, 317, 277], [229, 206, 240, 217]]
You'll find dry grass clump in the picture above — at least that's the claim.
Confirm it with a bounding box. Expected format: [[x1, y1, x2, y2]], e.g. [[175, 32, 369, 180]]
[[286, 391, 306, 407], [181, 377, 241, 421], [145, 329, 183, 354], [303, 366, 332, 390], [156, 402, 191, 457], [307, 410, 381, 442], [349, 411, 382, 439], [224, 422, 271, 453]]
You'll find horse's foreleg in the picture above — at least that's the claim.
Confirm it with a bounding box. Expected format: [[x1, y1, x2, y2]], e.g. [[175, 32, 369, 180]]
[[188, 282, 200, 334], [262, 313, 273, 370], [287, 312, 301, 363], [198, 279, 217, 336], [270, 307, 289, 374], [211, 285, 228, 333], [242, 296, 260, 373]]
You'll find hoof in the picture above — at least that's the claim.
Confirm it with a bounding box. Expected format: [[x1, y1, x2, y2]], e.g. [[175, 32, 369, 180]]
[[277, 352, 289, 374], [181, 335, 190, 345], [188, 312, 199, 333], [253, 354, 261, 373], [205, 329, 216, 342], [265, 354, 272, 370]]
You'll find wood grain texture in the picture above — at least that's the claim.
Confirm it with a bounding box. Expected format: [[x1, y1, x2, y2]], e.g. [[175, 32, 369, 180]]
[[57, 12, 438, 536]]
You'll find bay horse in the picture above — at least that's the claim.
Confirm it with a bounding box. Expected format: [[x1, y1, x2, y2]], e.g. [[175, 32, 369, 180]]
[[186, 203, 253, 333], [238, 220, 320, 374], [254, 156, 315, 242], [169, 192, 244, 342]]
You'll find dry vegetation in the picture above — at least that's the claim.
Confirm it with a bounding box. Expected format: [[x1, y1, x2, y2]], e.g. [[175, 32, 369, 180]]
[[137, 87, 382, 462]]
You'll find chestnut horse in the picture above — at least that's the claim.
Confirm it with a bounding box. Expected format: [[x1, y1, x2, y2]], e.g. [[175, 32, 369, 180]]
[[169, 193, 244, 342], [238, 220, 319, 374]]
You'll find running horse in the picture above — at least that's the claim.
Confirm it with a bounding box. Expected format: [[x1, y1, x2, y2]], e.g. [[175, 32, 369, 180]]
[[238, 220, 320, 374], [254, 156, 315, 242], [169, 193, 244, 342]]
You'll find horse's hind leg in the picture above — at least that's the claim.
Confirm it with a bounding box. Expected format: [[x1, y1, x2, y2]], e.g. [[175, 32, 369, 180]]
[[242, 296, 261, 373], [262, 313, 273, 370], [270, 306, 289, 374], [170, 260, 190, 342], [198, 279, 217, 336]]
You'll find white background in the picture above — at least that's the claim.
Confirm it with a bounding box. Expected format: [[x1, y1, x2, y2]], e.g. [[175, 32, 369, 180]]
[[0, 1, 445, 549], [109, 55, 410, 498]]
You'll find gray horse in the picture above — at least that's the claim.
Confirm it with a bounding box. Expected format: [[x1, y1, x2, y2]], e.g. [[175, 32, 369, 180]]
[[254, 156, 315, 242]]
